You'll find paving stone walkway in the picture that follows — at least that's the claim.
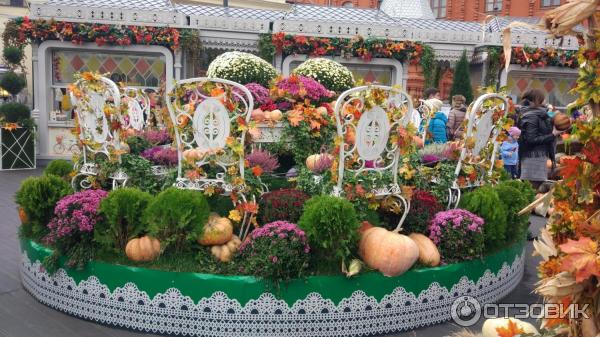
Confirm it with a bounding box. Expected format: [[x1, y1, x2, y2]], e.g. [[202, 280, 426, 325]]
[[0, 169, 545, 337]]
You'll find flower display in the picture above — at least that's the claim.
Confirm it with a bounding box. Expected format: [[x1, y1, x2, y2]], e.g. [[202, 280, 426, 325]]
[[402, 190, 444, 235], [44, 189, 108, 269], [293, 58, 354, 93], [273, 75, 333, 105], [272, 33, 425, 64], [504, 46, 578, 69], [7, 17, 184, 50], [239, 221, 310, 283], [258, 189, 310, 224], [206, 51, 278, 87], [429, 209, 485, 263], [140, 129, 172, 146], [244, 83, 273, 109], [140, 146, 178, 166], [246, 148, 280, 174]]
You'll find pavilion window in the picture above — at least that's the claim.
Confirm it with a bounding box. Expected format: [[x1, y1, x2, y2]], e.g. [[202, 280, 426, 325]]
[[485, 0, 502, 12], [430, 0, 447, 18], [541, 0, 560, 7]]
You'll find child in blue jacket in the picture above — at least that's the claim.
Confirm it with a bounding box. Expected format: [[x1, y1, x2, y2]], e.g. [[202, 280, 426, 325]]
[[501, 127, 521, 179]]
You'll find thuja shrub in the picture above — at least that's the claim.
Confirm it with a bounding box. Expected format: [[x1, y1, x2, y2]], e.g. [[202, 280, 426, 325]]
[[145, 188, 210, 253], [239, 221, 310, 283], [298, 195, 360, 270], [258, 189, 310, 224], [494, 180, 535, 243], [459, 185, 508, 250], [15, 175, 72, 240], [96, 188, 154, 253], [44, 159, 74, 180]]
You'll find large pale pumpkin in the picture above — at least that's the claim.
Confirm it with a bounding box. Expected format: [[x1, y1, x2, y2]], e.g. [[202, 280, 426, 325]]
[[125, 236, 161, 262], [198, 213, 233, 246], [408, 233, 440, 267], [482, 318, 538, 337], [359, 227, 419, 277], [211, 235, 241, 262]]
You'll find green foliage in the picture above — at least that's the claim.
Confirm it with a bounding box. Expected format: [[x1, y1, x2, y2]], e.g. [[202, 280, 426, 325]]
[[207, 51, 278, 87], [485, 46, 501, 87], [298, 195, 360, 270], [258, 33, 275, 63], [0, 102, 30, 123], [295, 166, 334, 196], [96, 188, 153, 253], [125, 136, 151, 155], [459, 185, 508, 250], [14, 175, 72, 240], [414, 162, 456, 202], [258, 189, 310, 224], [495, 180, 535, 243], [3, 46, 23, 66], [180, 29, 202, 76], [450, 50, 474, 104], [101, 154, 165, 194], [421, 45, 438, 89], [293, 58, 354, 92], [145, 188, 210, 253], [0, 71, 26, 96], [44, 159, 73, 179]]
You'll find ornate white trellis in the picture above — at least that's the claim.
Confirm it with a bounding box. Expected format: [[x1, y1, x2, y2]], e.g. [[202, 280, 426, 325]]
[[416, 99, 435, 143], [447, 93, 510, 208], [166, 77, 256, 239], [333, 85, 415, 230], [69, 74, 129, 190]]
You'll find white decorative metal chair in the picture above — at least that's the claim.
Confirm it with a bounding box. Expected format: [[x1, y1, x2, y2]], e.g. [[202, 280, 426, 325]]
[[166, 77, 256, 239], [69, 74, 128, 190], [447, 93, 510, 208], [121, 87, 150, 132], [416, 99, 434, 144], [332, 85, 415, 231]]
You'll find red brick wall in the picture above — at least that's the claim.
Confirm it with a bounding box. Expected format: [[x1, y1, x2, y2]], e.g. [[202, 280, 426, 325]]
[[444, 0, 565, 21], [287, 0, 378, 8]]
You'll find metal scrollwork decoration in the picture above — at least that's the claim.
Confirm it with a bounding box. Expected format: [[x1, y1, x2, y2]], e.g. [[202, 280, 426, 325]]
[[166, 77, 255, 240], [333, 85, 415, 231], [121, 87, 150, 132], [449, 93, 510, 207], [69, 72, 126, 191], [416, 99, 434, 144]]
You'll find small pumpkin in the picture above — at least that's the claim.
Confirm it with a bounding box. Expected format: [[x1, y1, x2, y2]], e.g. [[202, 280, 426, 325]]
[[481, 318, 538, 337], [553, 112, 571, 131], [211, 235, 241, 263], [125, 236, 161, 262], [18, 207, 28, 224], [265, 109, 283, 122], [359, 227, 419, 277], [408, 233, 440, 267], [305, 153, 333, 172], [251, 108, 265, 121], [198, 213, 233, 246]]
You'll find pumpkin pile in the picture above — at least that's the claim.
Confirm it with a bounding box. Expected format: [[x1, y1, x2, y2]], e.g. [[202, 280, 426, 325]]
[[198, 213, 239, 263]]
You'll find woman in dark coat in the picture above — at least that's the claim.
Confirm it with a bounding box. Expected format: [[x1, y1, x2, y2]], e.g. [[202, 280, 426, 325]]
[[517, 89, 563, 189]]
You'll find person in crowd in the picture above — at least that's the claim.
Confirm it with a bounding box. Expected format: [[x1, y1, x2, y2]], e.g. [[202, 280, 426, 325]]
[[446, 95, 467, 141], [517, 89, 564, 190], [425, 98, 447, 144], [423, 88, 441, 100], [501, 127, 521, 179]]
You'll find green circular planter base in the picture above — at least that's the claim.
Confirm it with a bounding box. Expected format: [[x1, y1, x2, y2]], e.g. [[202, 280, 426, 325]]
[[20, 239, 526, 336]]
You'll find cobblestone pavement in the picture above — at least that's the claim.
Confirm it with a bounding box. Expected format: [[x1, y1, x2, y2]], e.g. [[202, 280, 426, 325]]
[[0, 169, 545, 337]]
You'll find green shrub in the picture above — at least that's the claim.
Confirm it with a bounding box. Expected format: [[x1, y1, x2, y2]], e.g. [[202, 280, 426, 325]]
[[258, 189, 310, 225], [100, 154, 163, 194], [293, 58, 354, 92], [125, 136, 151, 155], [96, 188, 153, 253], [44, 159, 74, 179], [145, 188, 210, 253], [0, 71, 26, 96], [298, 195, 360, 270], [495, 180, 535, 243], [3, 46, 24, 65], [0, 102, 30, 123], [459, 185, 508, 250], [207, 51, 278, 87], [449, 50, 473, 104], [14, 175, 72, 240]]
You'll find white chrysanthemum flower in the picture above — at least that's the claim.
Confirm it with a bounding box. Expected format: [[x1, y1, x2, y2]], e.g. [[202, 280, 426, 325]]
[[207, 51, 278, 87]]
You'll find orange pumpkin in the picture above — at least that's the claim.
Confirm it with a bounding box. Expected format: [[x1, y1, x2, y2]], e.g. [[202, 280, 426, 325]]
[[265, 109, 283, 122], [125, 236, 161, 262], [18, 207, 28, 224], [305, 153, 333, 171], [211, 235, 241, 262], [359, 227, 419, 277], [408, 233, 440, 267], [553, 112, 571, 131], [251, 108, 265, 122], [198, 213, 233, 246]]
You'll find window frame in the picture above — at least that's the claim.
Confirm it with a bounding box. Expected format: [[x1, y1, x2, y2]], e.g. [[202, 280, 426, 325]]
[[485, 0, 503, 12], [541, 0, 560, 7], [429, 0, 447, 18]]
